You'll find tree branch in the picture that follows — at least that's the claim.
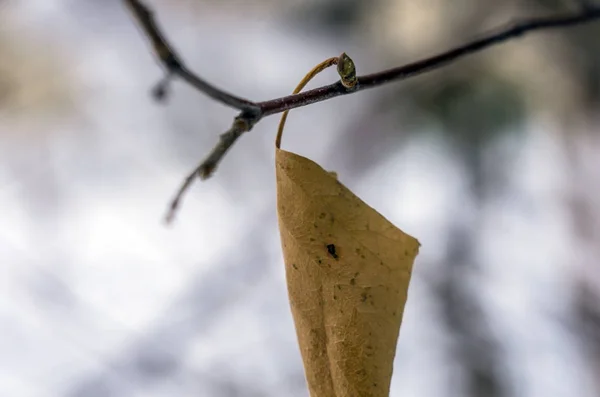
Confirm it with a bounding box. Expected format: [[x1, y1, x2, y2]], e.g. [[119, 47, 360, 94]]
[[123, 0, 600, 221], [259, 8, 600, 115], [165, 113, 258, 223], [124, 0, 259, 112]]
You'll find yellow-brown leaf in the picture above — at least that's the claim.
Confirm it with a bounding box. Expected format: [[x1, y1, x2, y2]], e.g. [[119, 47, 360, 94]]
[[276, 148, 420, 397]]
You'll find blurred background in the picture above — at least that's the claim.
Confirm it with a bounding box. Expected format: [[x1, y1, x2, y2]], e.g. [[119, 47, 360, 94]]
[[1, 0, 600, 396]]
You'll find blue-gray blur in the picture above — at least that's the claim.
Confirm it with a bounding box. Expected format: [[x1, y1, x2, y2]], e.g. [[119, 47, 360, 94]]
[[1, 0, 599, 396]]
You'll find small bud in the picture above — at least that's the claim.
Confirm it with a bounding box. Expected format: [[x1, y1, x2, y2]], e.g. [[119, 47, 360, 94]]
[[337, 53, 357, 89]]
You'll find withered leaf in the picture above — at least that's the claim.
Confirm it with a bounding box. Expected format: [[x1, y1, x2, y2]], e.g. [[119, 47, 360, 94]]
[[276, 148, 420, 397]]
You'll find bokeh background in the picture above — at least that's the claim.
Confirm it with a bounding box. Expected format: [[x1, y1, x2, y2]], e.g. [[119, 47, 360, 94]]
[[2, 0, 600, 396]]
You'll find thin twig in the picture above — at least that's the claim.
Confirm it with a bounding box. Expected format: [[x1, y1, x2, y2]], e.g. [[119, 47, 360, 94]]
[[124, 0, 600, 221], [259, 8, 600, 116], [165, 113, 257, 223], [124, 0, 259, 112]]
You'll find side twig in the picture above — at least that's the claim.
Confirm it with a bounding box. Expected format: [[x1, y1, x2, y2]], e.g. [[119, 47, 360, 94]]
[[165, 112, 258, 223], [123, 0, 600, 221]]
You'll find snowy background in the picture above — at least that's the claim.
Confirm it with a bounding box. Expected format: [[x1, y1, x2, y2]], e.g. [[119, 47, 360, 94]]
[[1, 0, 600, 396]]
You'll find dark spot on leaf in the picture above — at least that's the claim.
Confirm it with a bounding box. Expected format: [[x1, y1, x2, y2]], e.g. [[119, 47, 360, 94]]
[[333, 294, 337, 300], [319, 212, 326, 219], [292, 263, 298, 270], [361, 292, 367, 302], [326, 244, 338, 259], [313, 223, 318, 228], [310, 237, 315, 242], [350, 278, 356, 285]]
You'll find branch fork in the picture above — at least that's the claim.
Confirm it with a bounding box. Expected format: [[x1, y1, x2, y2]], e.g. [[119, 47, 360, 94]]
[[123, 0, 600, 222]]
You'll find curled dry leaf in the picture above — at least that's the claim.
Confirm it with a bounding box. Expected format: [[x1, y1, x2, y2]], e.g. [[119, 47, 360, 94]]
[[276, 148, 419, 397]]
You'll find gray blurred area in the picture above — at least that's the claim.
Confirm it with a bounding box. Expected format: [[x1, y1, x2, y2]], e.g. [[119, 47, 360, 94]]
[[1, 0, 600, 396]]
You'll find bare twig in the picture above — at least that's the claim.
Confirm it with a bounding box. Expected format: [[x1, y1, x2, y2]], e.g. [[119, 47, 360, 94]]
[[259, 8, 600, 116], [124, 0, 600, 221], [124, 0, 258, 111], [164, 112, 258, 223]]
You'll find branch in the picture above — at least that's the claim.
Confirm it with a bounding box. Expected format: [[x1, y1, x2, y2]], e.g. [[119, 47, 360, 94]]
[[124, 0, 600, 221], [165, 113, 258, 223], [124, 0, 259, 112], [259, 8, 600, 116]]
